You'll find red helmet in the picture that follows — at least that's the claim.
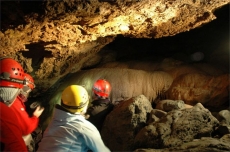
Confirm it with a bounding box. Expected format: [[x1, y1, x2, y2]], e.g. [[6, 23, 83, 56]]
[[24, 73, 35, 90], [92, 79, 111, 98], [0, 57, 25, 88]]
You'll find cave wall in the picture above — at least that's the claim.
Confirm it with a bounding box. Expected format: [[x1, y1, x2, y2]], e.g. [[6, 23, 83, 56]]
[[0, 0, 229, 96], [1, 1, 229, 151], [1, 0, 229, 132]]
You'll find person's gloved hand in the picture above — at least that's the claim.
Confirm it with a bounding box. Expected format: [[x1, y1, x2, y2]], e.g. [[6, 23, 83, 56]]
[[33, 106, 44, 118]]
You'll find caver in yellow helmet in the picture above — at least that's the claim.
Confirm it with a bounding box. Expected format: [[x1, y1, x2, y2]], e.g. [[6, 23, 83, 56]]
[[61, 85, 89, 113]]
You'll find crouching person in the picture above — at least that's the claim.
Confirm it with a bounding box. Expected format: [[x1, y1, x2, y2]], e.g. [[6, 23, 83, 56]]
[[86, 79, 114, 132], [0, 57, 28, 151], [11, 73, 44, 152], [37, 85, 110, 152]]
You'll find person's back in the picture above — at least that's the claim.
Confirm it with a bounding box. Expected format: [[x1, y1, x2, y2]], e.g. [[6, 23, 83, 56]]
[[37, 85, 110, 152], [86, 79, 114, 131], [87, 98, 114, 131]]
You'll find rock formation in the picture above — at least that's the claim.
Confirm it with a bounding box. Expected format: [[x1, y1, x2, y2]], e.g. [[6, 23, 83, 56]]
[[0, 0, 229, 95], [101, 95, 230, 151]]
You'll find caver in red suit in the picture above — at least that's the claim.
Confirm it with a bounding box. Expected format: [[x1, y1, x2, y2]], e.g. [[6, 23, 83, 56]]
[[0, 57, 28, 151], [10, 96, 39, 135], [0, 102, 28, 151]]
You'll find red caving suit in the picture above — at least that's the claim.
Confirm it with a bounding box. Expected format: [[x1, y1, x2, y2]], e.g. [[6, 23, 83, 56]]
[[10, 96, 39, 135], [0, 102, 28, 151]]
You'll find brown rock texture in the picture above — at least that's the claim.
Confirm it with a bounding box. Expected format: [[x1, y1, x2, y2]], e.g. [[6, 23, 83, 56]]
[[100, 95, 228, 151], [0, 0, 229, 94], [0, 1, 229, 150], [101, 95, 153, 151], [155, 99, 186, 112], [135, 134, 230, 152], [166, 73, 230, 107], [134, 103, 219, 149]]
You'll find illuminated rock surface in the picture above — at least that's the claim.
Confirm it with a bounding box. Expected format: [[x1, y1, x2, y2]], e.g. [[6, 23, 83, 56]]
[[0, 1, 229, 151]]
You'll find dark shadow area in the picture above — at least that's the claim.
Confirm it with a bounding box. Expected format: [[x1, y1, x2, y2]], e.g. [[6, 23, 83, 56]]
[[0, 0, 45, 32], [104, 4, 229, 71], [19, 41, 55, 74]]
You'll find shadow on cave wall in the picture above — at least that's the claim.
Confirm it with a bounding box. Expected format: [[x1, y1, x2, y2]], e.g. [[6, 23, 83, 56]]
[[19, 42, 54, 74]]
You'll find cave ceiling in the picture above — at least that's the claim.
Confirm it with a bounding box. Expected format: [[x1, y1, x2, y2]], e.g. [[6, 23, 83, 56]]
[[0, 0, 229, 97]]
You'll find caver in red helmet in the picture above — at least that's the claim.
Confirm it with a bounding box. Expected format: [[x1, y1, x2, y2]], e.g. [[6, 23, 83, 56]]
[[18, 73, 35, 102], [24, 73, 35, 90], [0, 57, 25, 89], [92, 79, 111, 98]]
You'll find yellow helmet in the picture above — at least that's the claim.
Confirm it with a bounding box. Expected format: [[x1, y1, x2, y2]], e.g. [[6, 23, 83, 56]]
[[61, 85, 89, 113]]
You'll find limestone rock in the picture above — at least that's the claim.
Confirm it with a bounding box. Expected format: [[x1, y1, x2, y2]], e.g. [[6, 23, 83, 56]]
[[101, 95, 152, 151], [218, 110, 230, 125], [166, 73, 230, 107], [215, 110, 230, 136], [147, 109, 167, 125], [155, 99, 185, 112], [134, 103, 219, 149], [134, 134, 230, 152]]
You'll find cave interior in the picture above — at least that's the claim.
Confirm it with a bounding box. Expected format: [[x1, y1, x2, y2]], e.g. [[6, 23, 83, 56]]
[[0, 1, 230, 151]]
